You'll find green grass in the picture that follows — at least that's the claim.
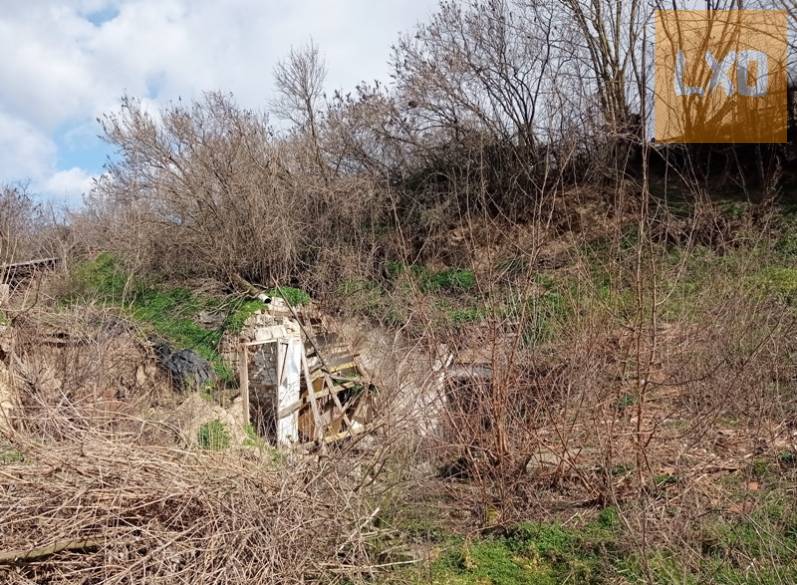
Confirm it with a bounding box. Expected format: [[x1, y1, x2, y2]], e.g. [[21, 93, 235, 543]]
[[773, 212, 797, 261], [421, 268, 477, 294], [197, 419, 230, 450], [498, 277, 580, 346], [433, 299, 486, 327], [387, 495, 797, 585], [64, 253, 267, 383], [777, 451, 797, 468], [383, 263, 476, 294], [701, 491, 797, 565], [268, 286, 311, 306], [0, 448, 23, 465], [69, 251, 128, 300], [627, 242, 797, 322], [753, 266, 797, 303], [430, 539, 550, 585], [337, 277, 405, 325], [343, 264, 480, 326], [243, 422, 266, 449], [224, 299, 265, 332], [402, 517, 617, 585]]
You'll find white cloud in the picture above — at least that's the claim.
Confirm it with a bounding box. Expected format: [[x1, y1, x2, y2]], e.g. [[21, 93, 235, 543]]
[[0, 111, 95, 204], [0, 0, 439, 204], [39, 167, 96, 204], [0, 111, 56, 181]]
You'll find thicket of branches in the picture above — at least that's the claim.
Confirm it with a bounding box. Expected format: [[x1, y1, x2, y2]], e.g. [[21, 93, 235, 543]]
[[72, 0, 794, 294], [75, 1, 621, 289]]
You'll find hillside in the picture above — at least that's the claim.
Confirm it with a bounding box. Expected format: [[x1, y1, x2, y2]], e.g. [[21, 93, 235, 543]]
[[2, 1, 797, 583]]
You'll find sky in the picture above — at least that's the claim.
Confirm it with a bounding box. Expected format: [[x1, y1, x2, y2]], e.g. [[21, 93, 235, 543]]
[[0, 0, 439, 206]]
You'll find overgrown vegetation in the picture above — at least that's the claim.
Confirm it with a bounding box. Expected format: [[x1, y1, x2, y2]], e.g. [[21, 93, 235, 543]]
[[388, 486, 797, 584], [64, 252, 267, 380], [2, 1, 797, 583]]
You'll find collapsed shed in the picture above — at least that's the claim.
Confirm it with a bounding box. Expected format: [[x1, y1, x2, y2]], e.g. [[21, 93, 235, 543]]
[[222, 298, 375, 447]]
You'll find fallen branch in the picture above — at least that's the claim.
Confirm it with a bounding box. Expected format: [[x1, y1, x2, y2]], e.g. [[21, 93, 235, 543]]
[[0, 537, 113, 565]]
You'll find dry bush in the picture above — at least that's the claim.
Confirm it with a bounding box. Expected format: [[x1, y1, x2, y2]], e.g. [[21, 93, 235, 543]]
[[427, 321, 620, 522], [0, 306, 412, 584], [79, 0, 633, 287], [6, 307, 174, 442], [656, 272, 797, 440], [89, 94, 305, 284], [0, 436, 379, 584], [409, 210, 797, 537], [0, 185, 76, 277], [84, 91, 385, 293], [0, 184, 56, 267], [11, 0, 794, 575]]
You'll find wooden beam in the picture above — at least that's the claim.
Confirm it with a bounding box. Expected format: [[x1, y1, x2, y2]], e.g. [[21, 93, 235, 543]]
[[239, 345, 250, 426], [276, 377, 365, 419], [325, 372, 353, 429], [301, 350, 326, 448], [0, 257, 59, 271]]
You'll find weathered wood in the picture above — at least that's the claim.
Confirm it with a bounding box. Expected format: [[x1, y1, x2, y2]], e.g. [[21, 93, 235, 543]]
[[277, 378, 361, 419], [330, 374, 362, 384], [0, 257, 59, 271], [239, 345, 250, 425], [325, 372, 353, 428], [269, 281, 372, 446], [301, 350, 326, 445], [1, 257, 60, 286]]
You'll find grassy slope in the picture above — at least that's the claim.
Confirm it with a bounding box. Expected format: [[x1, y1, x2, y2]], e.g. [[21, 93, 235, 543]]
[[383, 472, 797, 585], [64, 253, 311, 382], [368, 210, 797, 584], [62, 208, 797, 583]]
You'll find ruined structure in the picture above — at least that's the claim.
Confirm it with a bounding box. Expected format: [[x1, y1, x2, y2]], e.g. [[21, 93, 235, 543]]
[[221, 298, 375, 447]]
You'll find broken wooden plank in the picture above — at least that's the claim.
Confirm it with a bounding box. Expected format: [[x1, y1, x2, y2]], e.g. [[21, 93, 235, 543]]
[[325, 372, 353, 429], [301, 350, 326, 446], [239, 345, 250, 425], [277, 382, 357, 419], [0, 257, 59, 271]]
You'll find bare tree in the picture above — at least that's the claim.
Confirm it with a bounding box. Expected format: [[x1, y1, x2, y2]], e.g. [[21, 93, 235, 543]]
[[559, 0, 645, 134], [0, 185, 41, 266], [273, 41, 328, 177]]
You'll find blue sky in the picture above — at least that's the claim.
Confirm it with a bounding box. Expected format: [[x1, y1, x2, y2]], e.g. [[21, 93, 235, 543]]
[[0, 0, 439, 207]]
